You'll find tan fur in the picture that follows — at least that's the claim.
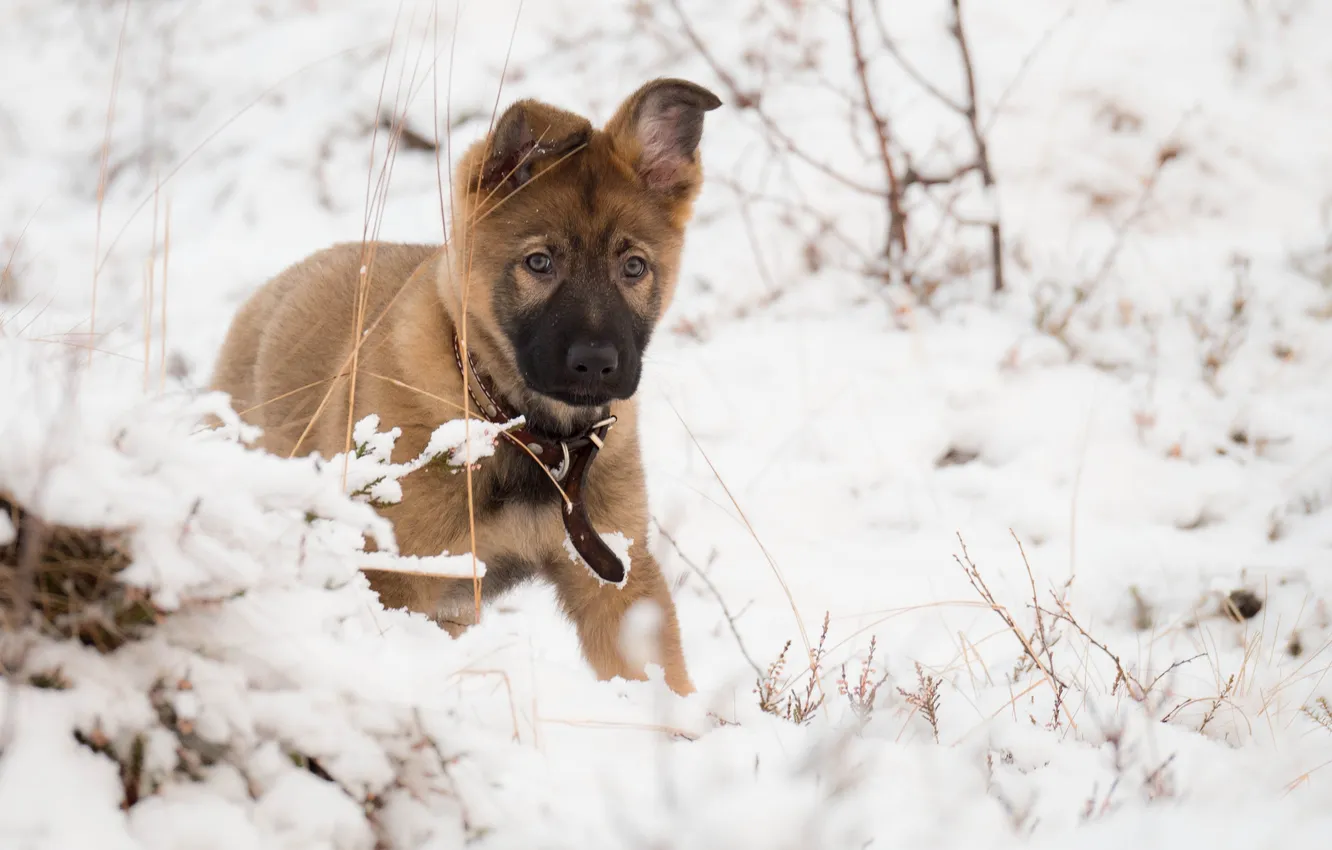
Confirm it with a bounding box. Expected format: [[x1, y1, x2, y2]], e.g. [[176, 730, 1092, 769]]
[[210, 80, 720, 695]]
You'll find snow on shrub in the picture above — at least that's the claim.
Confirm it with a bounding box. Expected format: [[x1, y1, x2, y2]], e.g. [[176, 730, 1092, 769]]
[[330, 412, 520, 579], [0, 341, 542, 848], [4, 337, 1332, 850]]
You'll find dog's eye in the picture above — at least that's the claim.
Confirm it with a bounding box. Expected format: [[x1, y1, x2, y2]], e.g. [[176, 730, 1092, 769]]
[[623, 256, 648, 279], [524, 252, 553, 274]]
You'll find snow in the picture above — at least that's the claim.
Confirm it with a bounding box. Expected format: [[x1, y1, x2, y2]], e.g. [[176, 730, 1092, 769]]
[[563, 531, 633, 588], [358, 550, 484, 580], [334, 409, 514, 509], [3, 0, 1332, 847]]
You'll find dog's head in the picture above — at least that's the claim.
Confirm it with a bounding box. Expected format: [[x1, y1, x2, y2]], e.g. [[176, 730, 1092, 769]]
[[443, 78, 720, 435]]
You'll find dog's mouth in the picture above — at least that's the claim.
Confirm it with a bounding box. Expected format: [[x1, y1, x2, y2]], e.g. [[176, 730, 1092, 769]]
[[512, 390, 616, 442], [536, 386, 623, 409]]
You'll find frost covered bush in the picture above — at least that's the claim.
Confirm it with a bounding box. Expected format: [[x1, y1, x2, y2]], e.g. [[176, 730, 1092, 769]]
[[325, 412, 520, 579], [0, 341, 983, 850], [0, 341, 537, 848]]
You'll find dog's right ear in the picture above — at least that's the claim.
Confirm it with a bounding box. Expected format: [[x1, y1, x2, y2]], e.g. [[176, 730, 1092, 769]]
[[463, 100, 591, 199]]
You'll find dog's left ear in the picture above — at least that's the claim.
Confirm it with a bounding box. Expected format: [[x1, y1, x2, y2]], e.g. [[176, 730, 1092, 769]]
[[605, 78, 721, 195]]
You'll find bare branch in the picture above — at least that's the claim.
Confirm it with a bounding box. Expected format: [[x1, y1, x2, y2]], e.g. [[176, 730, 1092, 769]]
[[846, 0, 907, 256], [904, 160, 979, 188], [948, 0, 1004, 292], [661, 0, 1009, 297], [1040, 594, 1144, 701], [664, 0, 884, 197], [653, 517, 763, 678], [1043, 132, 1187, 340], [955, 533, 1075, 731], [869, 1, 966, 115]]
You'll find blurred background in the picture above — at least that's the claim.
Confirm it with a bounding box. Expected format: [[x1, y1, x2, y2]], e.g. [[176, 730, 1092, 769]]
[[3, 0, 1332, 845]]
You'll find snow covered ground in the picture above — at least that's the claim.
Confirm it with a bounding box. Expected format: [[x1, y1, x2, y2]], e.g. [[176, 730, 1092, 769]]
[[3, 0, 1332, 847]]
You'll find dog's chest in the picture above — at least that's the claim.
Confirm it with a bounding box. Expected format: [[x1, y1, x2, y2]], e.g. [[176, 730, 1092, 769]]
[[479, 443, 564, 510]]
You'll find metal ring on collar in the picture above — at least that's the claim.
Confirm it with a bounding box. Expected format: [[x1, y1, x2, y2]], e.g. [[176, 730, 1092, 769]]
[[550, 441, 573, 482]]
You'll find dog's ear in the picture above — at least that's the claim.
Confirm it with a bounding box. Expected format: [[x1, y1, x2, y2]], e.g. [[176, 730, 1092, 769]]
[[465, 100, 591, 197], [605, 78, 721, 196], [483, 100, 536, 190]]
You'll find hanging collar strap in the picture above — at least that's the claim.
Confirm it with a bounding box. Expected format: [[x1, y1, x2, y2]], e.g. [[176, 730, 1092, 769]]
[[452, 334, 625, 584]]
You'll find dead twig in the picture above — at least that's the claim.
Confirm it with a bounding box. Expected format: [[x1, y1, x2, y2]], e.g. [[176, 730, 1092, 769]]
[[651, 516, 762, 678], [955, 533, 1075, 729], [756, 613, 830, 725], [947, 0, 1004, 292], [663, 0, 881, 197], [837, 635, 890, 721], [846, 0, 906, 259], [1041, 131, 1188, 343], [379, 112, 438, 152], [869, 2, 964, 114], [896, 662, 942, 742], [1197, 674, 1235, 734]]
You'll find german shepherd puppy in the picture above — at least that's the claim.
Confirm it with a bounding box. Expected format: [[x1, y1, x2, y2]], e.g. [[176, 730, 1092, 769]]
[[210, 79, 720, 695]]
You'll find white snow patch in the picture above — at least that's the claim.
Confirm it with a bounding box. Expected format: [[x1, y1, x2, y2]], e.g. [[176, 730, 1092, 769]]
[[564, 531, 633, 589], [360, 550, 485, 579], [329, 413, 519, 510], [422, 415, 522, 469]]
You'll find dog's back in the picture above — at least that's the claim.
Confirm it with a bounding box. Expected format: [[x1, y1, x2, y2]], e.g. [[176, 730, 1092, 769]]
[[212, 243, 439, 458]]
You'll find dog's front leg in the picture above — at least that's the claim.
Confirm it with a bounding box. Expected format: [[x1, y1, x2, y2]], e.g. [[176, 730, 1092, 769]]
[[545, 537, 694, 695]]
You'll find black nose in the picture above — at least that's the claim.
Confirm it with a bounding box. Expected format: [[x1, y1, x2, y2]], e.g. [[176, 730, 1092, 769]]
[[566, 341, 619, 381]]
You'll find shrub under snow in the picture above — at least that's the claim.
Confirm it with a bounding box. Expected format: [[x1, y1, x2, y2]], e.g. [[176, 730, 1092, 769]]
[[5, 340, 1332, 850], [0, 341, 555, 848]]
